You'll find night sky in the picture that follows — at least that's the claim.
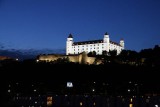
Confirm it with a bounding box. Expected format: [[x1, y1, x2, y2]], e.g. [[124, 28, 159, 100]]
[[0, 0, 160, 52]]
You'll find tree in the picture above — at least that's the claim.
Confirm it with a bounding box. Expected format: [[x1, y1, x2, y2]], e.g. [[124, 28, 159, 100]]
[[87, 51, 96, 57], [87, 52, 92, 57], [92, 51, 96, 56], [102, 50, 108, 56], [55, 57, 69, 64], [109, 50, 117, 57]]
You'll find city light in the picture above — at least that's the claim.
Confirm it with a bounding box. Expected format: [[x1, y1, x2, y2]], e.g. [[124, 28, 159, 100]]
[[155, 105, 158, 107], [128, 89, 131, 92], [8, 89, 11, 93], [80, 102, 83, 106], [47, 97, 53, 106], [67, 82, 73, 88], [129, 104, 133, 107], [92, 89, 95, 92]]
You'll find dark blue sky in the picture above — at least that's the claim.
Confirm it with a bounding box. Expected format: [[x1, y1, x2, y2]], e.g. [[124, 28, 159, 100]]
[[0, 0, 160, 52]]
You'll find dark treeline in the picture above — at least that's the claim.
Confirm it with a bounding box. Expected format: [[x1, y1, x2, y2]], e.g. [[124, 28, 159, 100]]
[[90, 45, 160, 67], [0, 61, 160, 99], [0, 58, 160, 84], [0, 46, 160, 106], [0, 45, 160, 96], [0, 45, 160, 84]]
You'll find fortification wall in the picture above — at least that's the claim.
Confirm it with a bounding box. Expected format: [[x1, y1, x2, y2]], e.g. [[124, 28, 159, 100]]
[[39, 55, 64, 62], [67, 55, 79, 63], [85, 57, 96, 64], [38, 52, 99, 64]]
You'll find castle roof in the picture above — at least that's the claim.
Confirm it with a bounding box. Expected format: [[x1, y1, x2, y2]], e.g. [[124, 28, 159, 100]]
[[73, 39, 121, 46], [73, 40, 103, 45], [68, 34, 73, 38], [120, 38, 124, 41], [104, 32, 109, 35], [110, 41, 121, 46]]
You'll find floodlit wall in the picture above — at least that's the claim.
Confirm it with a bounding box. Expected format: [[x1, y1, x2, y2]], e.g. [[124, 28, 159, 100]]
[[38, 52, 97, 64]]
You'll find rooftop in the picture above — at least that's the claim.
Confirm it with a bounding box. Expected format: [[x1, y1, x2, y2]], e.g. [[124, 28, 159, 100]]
[[73, 40, 121, 46]]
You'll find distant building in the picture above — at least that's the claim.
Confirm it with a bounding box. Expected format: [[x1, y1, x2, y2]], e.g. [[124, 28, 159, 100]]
[[66, 32, 124, 55], [0, 56, 12, 60]]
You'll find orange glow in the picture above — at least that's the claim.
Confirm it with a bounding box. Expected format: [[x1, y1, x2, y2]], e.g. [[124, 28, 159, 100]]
[[47, 97, 53, 106], [129, 104, 133, 107]]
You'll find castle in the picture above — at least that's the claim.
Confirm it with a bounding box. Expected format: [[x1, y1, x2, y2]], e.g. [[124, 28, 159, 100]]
[[37, 32, 124, 65], [66, 32, 124, 55]]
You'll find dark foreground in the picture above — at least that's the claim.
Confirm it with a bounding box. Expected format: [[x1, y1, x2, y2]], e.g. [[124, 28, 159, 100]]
[[0, 61, 160, 106]]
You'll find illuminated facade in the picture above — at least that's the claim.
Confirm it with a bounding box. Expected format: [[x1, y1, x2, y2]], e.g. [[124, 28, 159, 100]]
[[38, 52, 98, 64], [66, 32, 124, 55]]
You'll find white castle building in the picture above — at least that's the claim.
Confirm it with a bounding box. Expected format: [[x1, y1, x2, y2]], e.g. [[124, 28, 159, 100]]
[[66, 32, 124, 55]]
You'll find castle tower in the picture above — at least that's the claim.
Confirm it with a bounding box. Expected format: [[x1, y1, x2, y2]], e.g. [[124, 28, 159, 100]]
[[66, 34, 73, 55], [103, 32, 110, 52], [120, 38, 125, 50]]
